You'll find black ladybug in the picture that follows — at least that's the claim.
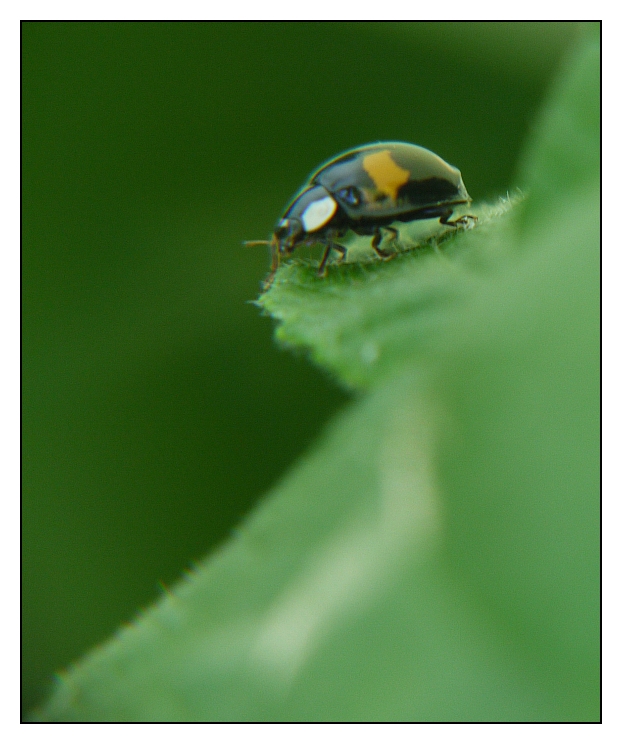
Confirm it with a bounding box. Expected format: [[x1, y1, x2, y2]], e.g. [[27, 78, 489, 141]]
[[247, 142, 475, 286]]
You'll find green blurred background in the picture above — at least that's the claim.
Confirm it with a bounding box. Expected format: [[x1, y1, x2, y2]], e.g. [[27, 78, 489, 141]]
[[22, 21, 583, 712]]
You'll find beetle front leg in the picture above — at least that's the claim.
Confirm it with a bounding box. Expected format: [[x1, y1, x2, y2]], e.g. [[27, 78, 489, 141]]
[[260, 236, 281, 289]]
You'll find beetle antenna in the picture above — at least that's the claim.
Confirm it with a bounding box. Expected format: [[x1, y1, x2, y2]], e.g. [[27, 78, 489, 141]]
[[243, 240, 271, 247]]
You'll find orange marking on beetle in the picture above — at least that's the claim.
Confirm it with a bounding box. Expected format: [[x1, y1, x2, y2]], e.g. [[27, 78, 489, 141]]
[[362, 150, 410, 200]]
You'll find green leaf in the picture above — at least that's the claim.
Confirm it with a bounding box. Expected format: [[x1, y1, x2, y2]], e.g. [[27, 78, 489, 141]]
[[517, 22, 600, 223], [37, 27, 600, 722], [257, 196, 521, 390]]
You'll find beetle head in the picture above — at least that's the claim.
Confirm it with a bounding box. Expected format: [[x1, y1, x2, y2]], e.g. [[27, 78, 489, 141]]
[[273, 218, 304, 255]]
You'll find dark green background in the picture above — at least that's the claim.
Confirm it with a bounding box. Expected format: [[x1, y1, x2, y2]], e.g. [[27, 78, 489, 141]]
[[22, 21, 582, 712]]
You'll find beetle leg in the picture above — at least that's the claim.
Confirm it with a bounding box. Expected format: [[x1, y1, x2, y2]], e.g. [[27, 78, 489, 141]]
[[318, 242, 347, 276], [384, 226, 398, 250], [262, 268, 277, 291], [260, 236, 280, 290], [451, 214, 478, 228], [318, 244, 332, 275], [371, 227, 398, 259], [438, 208, 456, 225], [439, 209, 477, 227], [269, 234, 280, 273], [334, 244, 347, 264]]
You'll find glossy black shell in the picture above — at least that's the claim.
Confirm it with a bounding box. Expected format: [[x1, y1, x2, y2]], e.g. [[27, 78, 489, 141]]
[[282, 142, 470, 231]]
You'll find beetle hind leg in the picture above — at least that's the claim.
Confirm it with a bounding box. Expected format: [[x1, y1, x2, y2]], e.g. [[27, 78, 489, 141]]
[[439, 208, 477, 228]]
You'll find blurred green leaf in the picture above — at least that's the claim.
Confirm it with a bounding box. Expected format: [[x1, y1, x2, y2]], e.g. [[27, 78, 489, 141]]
[[517, 22, 600, 222], [37, 26, 599, 722]]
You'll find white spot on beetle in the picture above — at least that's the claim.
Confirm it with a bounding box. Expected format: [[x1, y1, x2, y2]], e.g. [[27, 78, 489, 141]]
[[301, 196, 337, 233]]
